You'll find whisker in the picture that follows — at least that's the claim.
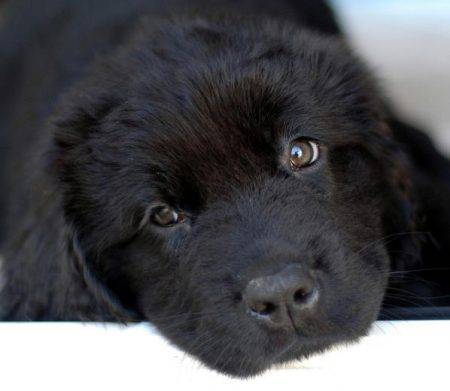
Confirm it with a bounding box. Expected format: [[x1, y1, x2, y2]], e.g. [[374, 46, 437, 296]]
[[355, 231, 431, 258], [390, 266, 450, 274]]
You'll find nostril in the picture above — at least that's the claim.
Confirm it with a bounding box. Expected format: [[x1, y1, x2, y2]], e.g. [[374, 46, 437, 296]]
[[293, 287, 311, 304], [250, 301, 276, 316], [293, 285, 318, 307]]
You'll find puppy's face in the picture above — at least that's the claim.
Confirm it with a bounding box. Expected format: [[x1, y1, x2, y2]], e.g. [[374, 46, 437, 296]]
[[54, 20, 413, 376]]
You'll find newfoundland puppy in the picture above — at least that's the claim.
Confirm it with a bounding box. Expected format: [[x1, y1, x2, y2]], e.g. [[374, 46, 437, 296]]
[[1, 0, 450, 377]]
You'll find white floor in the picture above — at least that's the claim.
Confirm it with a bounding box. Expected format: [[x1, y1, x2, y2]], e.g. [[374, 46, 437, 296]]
[[0, 321, 449, 391]]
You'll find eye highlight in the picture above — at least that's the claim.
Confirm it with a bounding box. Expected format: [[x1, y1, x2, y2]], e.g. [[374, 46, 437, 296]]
[[150, 205, 185, 227], [289, 139, 320, 170]]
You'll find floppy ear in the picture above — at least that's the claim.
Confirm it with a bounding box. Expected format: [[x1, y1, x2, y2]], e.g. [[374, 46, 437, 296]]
[[0, 181, 136, 321], [379, 123, 421, 274], [384, 117, 450, 274], [48, 84, 142, 322]]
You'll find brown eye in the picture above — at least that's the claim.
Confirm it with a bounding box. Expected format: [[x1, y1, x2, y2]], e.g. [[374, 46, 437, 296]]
[[289, 139, 320, 170], [150, 205, 184, 227]]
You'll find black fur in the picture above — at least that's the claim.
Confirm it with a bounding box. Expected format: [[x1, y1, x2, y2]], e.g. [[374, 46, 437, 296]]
[[1, 0, 449, 377]]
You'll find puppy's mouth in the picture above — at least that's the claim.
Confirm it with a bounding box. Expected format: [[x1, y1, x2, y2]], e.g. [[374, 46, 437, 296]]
[[174, 267, 374, 377], [195, 322, 360, 378]]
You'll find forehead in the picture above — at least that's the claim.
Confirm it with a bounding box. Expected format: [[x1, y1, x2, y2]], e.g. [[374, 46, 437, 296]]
[[117, 33, 381, 203]]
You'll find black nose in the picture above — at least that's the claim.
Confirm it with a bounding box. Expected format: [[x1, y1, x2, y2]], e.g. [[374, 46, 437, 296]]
[[243, 265, 318, 327]]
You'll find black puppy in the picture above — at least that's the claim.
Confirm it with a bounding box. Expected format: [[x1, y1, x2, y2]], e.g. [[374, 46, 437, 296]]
[[1, 0, 450, 377]]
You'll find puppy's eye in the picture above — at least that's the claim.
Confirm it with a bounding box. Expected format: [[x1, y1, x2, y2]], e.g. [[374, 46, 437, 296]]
[[289, 139, 320, 170], [150, 205, 185, 227]]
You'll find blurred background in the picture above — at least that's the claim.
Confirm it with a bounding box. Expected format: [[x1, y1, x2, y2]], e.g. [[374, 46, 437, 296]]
[[331, 0, 450, 153]]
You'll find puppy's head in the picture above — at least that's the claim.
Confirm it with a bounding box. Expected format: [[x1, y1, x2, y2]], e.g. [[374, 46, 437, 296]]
[[52, 17, 416, 376]]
